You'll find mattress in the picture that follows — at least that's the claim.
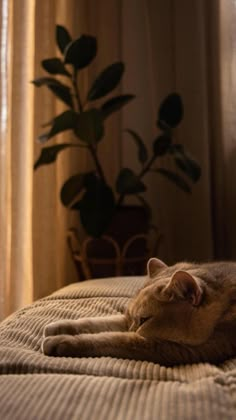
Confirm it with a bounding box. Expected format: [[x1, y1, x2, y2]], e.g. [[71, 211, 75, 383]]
[[0, 276, 235, 419]]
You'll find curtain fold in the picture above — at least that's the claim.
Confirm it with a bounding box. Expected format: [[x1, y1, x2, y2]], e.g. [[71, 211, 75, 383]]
[[121, 0, 215, 263], [0, 0, 35, 318], [0, 0, 123, 319], [0, 0, 11, 319]]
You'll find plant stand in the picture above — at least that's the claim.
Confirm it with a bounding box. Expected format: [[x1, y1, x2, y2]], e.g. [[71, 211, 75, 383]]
[[67, 206, 162, 280]]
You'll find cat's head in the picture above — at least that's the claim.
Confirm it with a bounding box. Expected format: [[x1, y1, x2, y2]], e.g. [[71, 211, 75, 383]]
[[127, 258, 236, 345]]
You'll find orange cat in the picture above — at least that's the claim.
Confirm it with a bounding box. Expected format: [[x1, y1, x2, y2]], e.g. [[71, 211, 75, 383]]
[[42, 258, 236, 365]]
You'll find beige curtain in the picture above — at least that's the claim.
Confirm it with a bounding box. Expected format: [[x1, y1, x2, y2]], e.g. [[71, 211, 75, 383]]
[[0, 0, 122, 319], [122, 0, 217, 264], [0, 0, 35, 319], [1, 0, 235, 319]]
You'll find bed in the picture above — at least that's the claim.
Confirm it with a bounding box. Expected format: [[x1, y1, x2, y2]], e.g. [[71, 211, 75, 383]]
[[0, 275, 235, 419]]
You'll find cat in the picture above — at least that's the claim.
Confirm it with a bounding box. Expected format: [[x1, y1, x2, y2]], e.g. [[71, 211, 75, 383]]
[[42, 258, 236, 366]]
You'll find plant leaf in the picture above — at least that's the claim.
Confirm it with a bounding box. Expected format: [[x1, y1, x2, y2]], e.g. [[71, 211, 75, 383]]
[[158, 93, 184, 129], [101, 94, 135, 119], [38, 110, 78, 143], [34, 144, 73, 170], [153, 134, 172, 156], [42, 58, 70, 76], [75, 109, 104, 144], [31, 77, 63, 87], [73, 174, 115, 237], [125, 129, 148, 164], [64, 35, 97, 70], [169, 145, 201, 182], [155, 168, 191, 193], [48, 84, 73, 108], [116, 168, 146, 195], [56, 25, 72, 54], [32, 77, 73, 108], [60, 173, 86, 206], [87, 62, 124, 101], [168, 144, 184, 154]]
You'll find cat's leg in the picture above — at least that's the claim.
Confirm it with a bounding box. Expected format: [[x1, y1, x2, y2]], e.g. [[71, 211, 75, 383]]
[[42, 329, 236, 365], [42, 331, 153, 361], [43, 315, 128, 337]]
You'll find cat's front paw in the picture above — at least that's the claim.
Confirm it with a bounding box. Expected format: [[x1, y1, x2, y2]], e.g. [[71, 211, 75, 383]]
[[42, 335, 77, 357], [43, 320, 78, 337]]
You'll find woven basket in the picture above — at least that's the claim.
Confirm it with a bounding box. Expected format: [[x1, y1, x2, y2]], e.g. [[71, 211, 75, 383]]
[[67, 227, 161, 280]]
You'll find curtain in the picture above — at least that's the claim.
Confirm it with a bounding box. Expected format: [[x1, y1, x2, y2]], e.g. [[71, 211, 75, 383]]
[[0, 0, 235, 319], [0, 0, 122, 319], [122, 0, 216, 264], [0, 0, 35, 319], [216, 0, 236, 259]]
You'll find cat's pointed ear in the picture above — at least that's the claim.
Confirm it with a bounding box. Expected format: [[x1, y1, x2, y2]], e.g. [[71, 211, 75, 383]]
[[163, 271, 202, 306], [147, 258, 167, 278]]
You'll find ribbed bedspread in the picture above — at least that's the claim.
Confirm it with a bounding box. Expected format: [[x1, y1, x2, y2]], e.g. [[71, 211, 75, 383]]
[[0, 276, 235, 419]]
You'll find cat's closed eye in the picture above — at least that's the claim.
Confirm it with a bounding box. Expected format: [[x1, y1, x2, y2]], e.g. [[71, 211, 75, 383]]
[[139, 317, 150, 326]]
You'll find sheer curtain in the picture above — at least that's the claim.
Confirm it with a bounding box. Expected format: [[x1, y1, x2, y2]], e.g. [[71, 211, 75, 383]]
[[0, 0, 236, 319], [0, 0, 123, 319], [0, 0, 35, 319]]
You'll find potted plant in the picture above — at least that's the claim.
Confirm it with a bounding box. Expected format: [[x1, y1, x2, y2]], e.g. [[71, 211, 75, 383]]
[[33, 25, 201, 279]]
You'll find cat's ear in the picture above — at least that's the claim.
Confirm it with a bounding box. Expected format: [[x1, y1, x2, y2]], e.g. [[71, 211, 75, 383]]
[[163, 270, 202, 306], [147, 258, 167, 278]]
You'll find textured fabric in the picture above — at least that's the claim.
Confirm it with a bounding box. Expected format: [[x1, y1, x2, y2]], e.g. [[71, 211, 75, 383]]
[[0, 276, 235, 419]]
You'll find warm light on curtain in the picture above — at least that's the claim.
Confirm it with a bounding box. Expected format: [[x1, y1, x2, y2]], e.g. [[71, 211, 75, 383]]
[[0, 0, 123, 319], [0, 0, 11, 319], [0, 0, 35, 319]]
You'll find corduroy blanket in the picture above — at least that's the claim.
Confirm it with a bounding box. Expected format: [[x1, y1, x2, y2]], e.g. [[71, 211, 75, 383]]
[[0, 276, 236, 420]]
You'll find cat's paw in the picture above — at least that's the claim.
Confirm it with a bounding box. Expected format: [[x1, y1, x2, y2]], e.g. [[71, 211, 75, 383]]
[[43, 321, 78, 337], [42, 335, 76, 357]]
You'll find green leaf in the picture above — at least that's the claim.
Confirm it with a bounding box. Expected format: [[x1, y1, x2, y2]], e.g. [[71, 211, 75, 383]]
[[125, 129, 148, 164], [60, 173, 86, 206], [48, 84, 73, 108], [101, 94, 135, 119], [155, 168, 191, 193], [38, 132, 50, 143], [56, 25, 72, 54], [42, 58, 70, 76], [31, 77, 62, 87], [32, 77, 73, 108], [153, 135, 172, 156], [38, 110, 78, 143], [175, 154, 201, 182], [64, 35, 97, 70], [34, 144, 73, 170], [158, 93, 184, 129], [169, 145, 201, 182], [116, 168, 146, 195], [73, 174, 115, 237], [87, 62, 124, 101], [75, 109, 104, 144]]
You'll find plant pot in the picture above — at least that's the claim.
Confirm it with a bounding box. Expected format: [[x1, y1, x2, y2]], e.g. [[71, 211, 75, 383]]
[[67, 205, 160, 280]]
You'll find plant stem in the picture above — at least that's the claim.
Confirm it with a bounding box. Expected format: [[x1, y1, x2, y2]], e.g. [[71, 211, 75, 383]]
[[72, 68, 83, 113], [139, 154, 157, 178], [89, 144, 107, 184], [72, 67, 108, 185]]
